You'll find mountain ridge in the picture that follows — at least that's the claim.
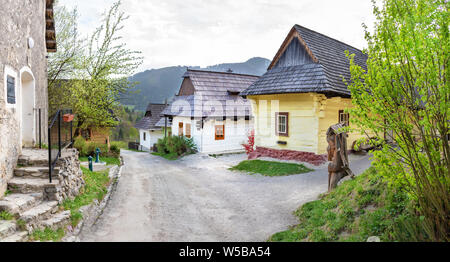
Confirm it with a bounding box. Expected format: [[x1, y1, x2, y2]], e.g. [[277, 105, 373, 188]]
[[122, 57, 270, 111]]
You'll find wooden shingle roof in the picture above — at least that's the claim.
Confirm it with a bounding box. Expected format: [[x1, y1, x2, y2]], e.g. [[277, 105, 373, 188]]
[[162, 69, 258, 118], [135, 103, 166, 130], [241, 25, 368, 97]]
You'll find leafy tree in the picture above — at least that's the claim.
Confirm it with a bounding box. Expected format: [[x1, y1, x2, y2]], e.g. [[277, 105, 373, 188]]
[[48, 1, 143, 135], [47, 3, 82, 115], [346, 0, 449, 241]]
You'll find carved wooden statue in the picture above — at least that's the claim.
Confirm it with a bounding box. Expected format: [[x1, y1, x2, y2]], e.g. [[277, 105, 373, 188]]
[[326, 123, 354, 192]]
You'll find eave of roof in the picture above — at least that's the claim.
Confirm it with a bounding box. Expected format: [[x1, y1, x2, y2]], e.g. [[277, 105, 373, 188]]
[[46, 0, 56, 52]]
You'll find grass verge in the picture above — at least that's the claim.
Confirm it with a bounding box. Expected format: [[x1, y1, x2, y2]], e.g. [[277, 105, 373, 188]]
[[229, 160, 313, 176], [30, 228, 65, 242], [268, 167, 424, 242], [0, 211, 14, 220], [61, 166, 111, 227], [151, 152, 179, 160], [79, 156, 120, 166]]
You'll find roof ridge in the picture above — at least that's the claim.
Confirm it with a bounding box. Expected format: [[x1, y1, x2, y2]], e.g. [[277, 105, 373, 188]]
[[185, 68, 260, 78], [294, 24, 366, 54]]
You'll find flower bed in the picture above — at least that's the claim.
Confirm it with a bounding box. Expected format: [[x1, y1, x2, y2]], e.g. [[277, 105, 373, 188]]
[[248, 146, 327, 166]]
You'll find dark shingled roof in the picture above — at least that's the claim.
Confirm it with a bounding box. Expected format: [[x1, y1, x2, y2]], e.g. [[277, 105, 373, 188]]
[[162, 69, 258, 117], [135, 103, 166, 130], [241, 24, 368, 97], [155, 117, 172, 127]]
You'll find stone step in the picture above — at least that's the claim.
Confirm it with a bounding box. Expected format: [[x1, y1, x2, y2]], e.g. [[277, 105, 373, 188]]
[[38, 210, 71, 230], [0, 220, 16, 238], [14, 166, 60, 179], [8, 177, 59, 194], [19, 201, 59, 226], [0, 231, 28, 242], [0, 193, 43, 215]]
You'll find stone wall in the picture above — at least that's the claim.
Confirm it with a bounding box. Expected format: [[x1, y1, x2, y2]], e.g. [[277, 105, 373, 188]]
[[44, 149, 85, 203], [0, 0, 49, 196]]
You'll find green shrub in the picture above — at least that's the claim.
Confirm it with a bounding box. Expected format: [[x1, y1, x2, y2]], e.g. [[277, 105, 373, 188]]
[[109, 144, 120, 156], [155, 136, 197, 158], [110, 141, 127, 149], [73, 136, 88, 156], [86, 142, 108, 157]]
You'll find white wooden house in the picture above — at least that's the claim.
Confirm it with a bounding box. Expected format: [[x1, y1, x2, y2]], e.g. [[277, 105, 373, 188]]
[[162, 69, 258, 154], [134, 103, 166, 151]]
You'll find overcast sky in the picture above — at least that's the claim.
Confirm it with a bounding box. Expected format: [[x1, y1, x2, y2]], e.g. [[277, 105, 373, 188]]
[[59, 0, 376, 71]]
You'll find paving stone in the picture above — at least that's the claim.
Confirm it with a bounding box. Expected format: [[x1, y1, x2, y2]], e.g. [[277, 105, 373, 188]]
[[0, 231, 28, 242], [0, 193, 42, 215], [0, 220, 16, 238], [39, 210, 71, 230], [20, 201, 58, 224], [14, 166, 60, 179], [8, 177, 59, 194]]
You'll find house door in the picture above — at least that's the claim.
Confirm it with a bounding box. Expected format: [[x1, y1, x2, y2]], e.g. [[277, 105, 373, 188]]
[[20, 70, 36, 147]]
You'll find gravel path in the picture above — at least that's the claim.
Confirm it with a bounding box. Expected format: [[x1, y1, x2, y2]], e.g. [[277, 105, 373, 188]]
[[79, 150, 372, 242]]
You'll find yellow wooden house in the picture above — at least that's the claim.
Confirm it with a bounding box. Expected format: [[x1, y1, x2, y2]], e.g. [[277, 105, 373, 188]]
[[240, 25, 368, 156]]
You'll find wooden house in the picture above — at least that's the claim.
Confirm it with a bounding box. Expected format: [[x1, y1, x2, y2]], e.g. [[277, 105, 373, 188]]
[[162, 69, 258, 154], [240, 25, 368, 156], [135, 103, 167, 151]]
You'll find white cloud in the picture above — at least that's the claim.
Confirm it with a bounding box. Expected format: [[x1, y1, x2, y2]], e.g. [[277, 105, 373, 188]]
[[59, 0, 376, 71]]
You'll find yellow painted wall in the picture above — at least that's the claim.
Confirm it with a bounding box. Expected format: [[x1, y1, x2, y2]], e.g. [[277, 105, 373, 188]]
[[249, 93, 364, 155]]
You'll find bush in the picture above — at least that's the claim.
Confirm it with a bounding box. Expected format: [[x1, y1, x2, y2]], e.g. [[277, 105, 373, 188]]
[[110, 141, 127, 149], [86, 142, 108, 157], [73, 136, 88, 156], [110, 144, 120, 156], [73, 136, 110, 157], [156, 135, 197, 157]]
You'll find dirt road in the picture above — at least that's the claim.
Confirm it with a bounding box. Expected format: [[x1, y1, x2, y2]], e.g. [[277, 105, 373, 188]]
[[79, 150, 371, 242]]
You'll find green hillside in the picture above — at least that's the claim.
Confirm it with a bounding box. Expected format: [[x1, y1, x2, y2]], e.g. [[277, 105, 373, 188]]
[[121, 57, 270, 111]]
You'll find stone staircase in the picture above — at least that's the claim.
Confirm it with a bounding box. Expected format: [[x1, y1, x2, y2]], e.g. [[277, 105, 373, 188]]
[[0, 149, 77, 242]]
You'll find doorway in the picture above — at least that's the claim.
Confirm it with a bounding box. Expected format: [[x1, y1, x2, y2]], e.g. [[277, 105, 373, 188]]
[[20, 70, 35, 147]]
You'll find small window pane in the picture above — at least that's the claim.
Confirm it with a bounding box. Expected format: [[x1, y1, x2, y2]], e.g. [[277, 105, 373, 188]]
[[7, 75, 15, 104], [278, 115, 286, 133]]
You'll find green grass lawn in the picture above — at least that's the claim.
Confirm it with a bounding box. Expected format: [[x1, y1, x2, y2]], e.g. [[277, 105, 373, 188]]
[[61, 167, 111, 227], [229, 160, 313, 176], [79, 156, 120, 166], [151, 152, 179, 160], [268, 167, 424, 242]]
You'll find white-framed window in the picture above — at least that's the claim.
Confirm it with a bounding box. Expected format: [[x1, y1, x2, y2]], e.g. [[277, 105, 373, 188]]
[[339, 110, 350, 126], [275, 112, 289, 136], [143, 131, 146, 141], [3, 66, 18, 108]]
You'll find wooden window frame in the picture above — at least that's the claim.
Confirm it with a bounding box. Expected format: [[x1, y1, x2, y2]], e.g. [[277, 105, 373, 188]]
[[275, 112, 289, 137], [215, 125, 225, 140], [178, 122, 184, 136], [185, 123, 191, 138], [6, 75, 16, 105], [339, 110, 350, 126]]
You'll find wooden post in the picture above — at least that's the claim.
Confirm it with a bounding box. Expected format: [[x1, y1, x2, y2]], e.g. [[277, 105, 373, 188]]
[[164, 98, 168, 138]]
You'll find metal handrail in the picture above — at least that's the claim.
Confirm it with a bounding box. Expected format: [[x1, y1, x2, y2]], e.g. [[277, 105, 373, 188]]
[[48, 109, 73, 183]]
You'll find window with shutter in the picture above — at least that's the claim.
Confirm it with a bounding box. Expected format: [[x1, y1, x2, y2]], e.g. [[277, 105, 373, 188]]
[[178, 122, 184, 136], [6, 75, 15, 104], [215, 125, 225, 140], [185, 123, 191, 138]]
